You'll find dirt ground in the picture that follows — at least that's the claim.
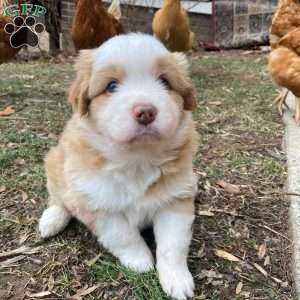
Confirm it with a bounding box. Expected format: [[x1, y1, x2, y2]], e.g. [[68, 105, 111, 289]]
[[0, 50, 296, 299]]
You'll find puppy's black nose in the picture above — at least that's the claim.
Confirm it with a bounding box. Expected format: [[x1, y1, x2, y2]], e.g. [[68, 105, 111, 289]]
[[133, 104, 157, 126]]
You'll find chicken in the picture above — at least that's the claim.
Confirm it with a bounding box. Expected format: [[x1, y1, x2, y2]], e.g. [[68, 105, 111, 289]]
[[71, 0, 124, 51], [269, 28, 300, 124], [108, 0, 122, 21], [270, 0, 300, 49], [0, 0, 23, 63], [152, 0, 194, 52], [0, 16, 20, 63]]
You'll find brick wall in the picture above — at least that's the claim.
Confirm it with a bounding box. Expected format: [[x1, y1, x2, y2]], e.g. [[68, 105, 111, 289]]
[[215, 0, 277, 48], [61, 0, 75, 52]]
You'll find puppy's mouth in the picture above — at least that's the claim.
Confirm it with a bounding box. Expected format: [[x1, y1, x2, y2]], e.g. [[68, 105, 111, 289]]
[[129, 126, 160, 143]]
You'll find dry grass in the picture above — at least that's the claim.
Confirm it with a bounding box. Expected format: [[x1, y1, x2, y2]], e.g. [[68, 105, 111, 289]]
[[0, 51, 297, 299]]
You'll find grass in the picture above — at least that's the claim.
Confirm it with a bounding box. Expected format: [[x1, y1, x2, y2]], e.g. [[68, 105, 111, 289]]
[[0, 52, 296, 299]]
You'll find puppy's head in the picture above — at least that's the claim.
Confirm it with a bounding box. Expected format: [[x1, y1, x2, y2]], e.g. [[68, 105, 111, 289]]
[[69, 33, 197, 145]]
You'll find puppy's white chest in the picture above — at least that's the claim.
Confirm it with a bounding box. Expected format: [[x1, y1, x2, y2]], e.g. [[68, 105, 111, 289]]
[[72, 161, 161, 211]]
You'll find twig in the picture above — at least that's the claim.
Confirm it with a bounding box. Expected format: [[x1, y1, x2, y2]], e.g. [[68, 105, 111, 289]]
[[285, 192, 300, 197], [261, 225, 292, 242], [0, 255, 26, 268], [0, 245, 42, 259], [0, 117, 27, 120], [210, 209, 245, 218], [0, 203, 15, 210]]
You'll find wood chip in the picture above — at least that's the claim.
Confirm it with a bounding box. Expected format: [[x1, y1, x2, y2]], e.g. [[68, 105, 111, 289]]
[[214, 249, 241, 262], [216, 180, 241, 194], [0, 105, 15, 117]]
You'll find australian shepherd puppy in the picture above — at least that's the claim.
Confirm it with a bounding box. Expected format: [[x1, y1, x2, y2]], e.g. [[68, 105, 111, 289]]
[[39, 33, 198, 300]]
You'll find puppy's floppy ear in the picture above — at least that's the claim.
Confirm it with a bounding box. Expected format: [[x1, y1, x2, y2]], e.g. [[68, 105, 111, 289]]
[[68, 50, 94, 116], [171, 52, 197, 111]]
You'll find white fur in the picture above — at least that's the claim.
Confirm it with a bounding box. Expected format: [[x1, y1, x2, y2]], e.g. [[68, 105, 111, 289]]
[[67, 157, 196, 215], [39, 206, 71, 238], [95, 213, 154, 272], [154, 208, 195, 300]]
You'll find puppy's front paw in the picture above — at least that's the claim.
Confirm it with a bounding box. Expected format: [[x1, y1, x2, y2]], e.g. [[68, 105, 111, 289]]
[[118, 246, 154, 273], [158, 263, 194, 300]]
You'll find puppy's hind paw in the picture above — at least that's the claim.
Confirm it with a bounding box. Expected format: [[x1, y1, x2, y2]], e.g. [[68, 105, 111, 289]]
[[39, 206, 71, 238]]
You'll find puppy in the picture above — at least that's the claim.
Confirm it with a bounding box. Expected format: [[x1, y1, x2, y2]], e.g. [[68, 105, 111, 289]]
[[39, 33, 198, 300]]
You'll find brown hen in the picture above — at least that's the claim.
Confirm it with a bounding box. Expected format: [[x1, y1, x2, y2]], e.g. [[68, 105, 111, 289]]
[[270, 0, 300, 49], [152, 0, 194, 52], [269, 28, 300, 124], [0, 0, 23, 63], [71, 0, 124, 51]]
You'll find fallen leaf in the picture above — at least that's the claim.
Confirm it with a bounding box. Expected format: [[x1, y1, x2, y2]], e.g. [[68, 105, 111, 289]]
[[210, 101, 222, 106], [271, 276, 282, 284], [0, 186, 6, 193], [86, 253, 102, 266], [197, 242, 205, 258], [211, 280, 223, 286], [26, 291, 51, 298], [264, 255, 270, 266], [48, 274, 55, 291], [20, 190, 28, 202], [80, 285, 99, 296], [214, 249, 241, 262], [198, 269, 223, 280], [240, 291, 250, 298], [15, 158, 26, 166], [206, 118, 220, 125], [68, 285, 99, 299], [253, 263, 268, 277], [198, 210, 215, 217], [217, 180, 240, 194], [258, 243, 267, 259], [236, 282, 243, 295], [0, 105, 15, 117]]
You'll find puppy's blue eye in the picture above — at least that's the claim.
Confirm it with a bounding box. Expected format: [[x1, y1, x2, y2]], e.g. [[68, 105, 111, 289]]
[[106, 80, 118, 93], [159, 77, 171, 90]]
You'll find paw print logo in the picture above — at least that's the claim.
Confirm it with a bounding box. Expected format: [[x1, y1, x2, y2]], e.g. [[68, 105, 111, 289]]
[[4, 16, 45, 48]]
